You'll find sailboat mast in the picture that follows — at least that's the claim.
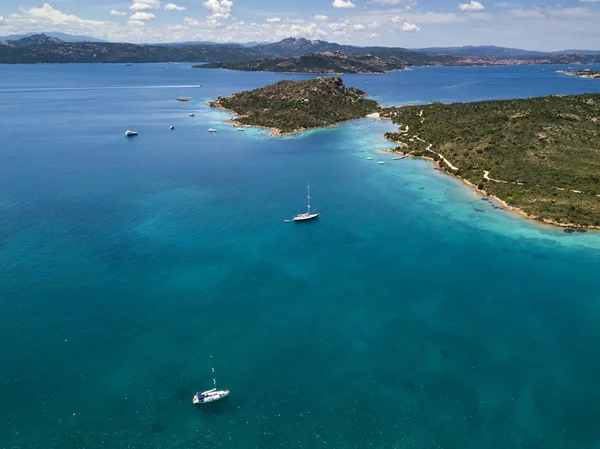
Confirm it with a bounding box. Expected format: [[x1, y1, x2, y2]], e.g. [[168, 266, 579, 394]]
[[307, 180, 311, 213], [210, 355, 217, 390]]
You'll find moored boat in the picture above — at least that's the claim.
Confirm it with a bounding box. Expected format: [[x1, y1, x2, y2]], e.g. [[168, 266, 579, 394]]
[[293, 180, 319, 222], [125, 130, 138, 137], [193, 356, 229, 405]]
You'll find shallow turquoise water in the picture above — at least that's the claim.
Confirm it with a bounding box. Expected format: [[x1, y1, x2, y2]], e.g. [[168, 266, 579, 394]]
[[2, 63, 600, 448]]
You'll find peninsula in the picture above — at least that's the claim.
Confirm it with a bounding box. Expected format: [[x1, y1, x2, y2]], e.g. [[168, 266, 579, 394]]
[[382, 94, 600, 228], [558, 69, 600, 79], [195, 51, 405, 74], [209, 76, 600, 228], [207, 76, 378, 135]]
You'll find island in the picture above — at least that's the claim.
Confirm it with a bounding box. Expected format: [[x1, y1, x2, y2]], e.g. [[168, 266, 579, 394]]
[[381, 94, 600, 228], [558, 69, 600, 80], [207, 76, 378, 135], [195, 51, 405, 74]]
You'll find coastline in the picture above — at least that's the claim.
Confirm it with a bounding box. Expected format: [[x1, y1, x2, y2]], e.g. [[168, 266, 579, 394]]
[[382, 144, 600, 231], [207, 95, 598, 232], [207, 101, 374, 137]]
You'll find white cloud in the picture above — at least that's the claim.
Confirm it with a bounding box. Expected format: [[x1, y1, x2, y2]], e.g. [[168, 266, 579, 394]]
[[552, 7, 590, 17], [353, 23, 366, 30], [401, 21, 419, 31], [333, 0, 356, 8], [110, 10, 128, 16], [205, 18, 222, 27], [366, 32, 379, 38], [27, 3, 108, 27], [404, 12, 468, 23], [130, 11, 155, 20], [164, 3, 186, 11], [127, 19, 145, 26], [367, 21, 379, 28], [183, 17, 200, 25], [509, 6, 547, 18], [315, 15, 330, 21], [130, 0, 160, 11], [390, 15, 420, 31], [167, 24, 188, 30], [458, 1, 485, 11], [203, 0, 233, 19], [266, 17, 281, 22]]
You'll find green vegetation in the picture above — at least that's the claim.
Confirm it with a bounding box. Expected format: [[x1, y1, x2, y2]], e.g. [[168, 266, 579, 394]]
[[382, 94, 600, 227], [0, 34, 262, 64], [196, 51, 405, 74], [208, 76, 379, 134]]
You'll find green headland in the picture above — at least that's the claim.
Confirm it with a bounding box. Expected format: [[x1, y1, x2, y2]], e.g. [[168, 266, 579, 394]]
[[195, 51, 406, 74], [207, 76, 378, 134], [382, 94, 600, 228]]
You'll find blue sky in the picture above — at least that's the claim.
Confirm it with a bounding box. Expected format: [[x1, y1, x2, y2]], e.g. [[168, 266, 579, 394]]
[[0, 0, 599, 50]]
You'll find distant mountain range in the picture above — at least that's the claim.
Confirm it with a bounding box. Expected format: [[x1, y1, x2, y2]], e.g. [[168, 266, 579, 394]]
[[196, 51, 409, 74], [0, 34, 262, 64], [0, 31, 104, 43], [413, 45, 600, 58], [1, 34, 599, 65]]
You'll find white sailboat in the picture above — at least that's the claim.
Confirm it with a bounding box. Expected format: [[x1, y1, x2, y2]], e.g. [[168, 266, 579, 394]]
[[293, 180, 319, 222], [193, 356, 229, 404]]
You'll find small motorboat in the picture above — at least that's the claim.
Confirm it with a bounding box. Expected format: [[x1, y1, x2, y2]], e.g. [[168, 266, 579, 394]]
[[378, 161, 385, 165], [366, 157, 373, 160], [125, 130, 138, 137], [193, 356, 229, 405], [170, 126, 175, 130], [236, 127, 245, 131], [189, 113, 195, 117], [208, 128, 217, 133]]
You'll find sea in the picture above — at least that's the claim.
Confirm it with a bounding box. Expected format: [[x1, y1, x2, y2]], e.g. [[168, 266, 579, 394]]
[[2, 62, 600, 449]]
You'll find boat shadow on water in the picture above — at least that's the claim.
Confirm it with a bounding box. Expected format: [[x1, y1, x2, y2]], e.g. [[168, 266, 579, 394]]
[[193, 397, 236, 417]]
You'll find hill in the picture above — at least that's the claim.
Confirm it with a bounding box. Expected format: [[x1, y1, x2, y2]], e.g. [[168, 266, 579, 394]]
[[207, 76, 379, 135], [381, 94, 600, 228], [253, 38, 456, 66], [0, 31, 104, 43], [0, 34, 261, 64], [195, 51, 406, 74], [413, 45, 548, 58], [2, 34, 599, 66]]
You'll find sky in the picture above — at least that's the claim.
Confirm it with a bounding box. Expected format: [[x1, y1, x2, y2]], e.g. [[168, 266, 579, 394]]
[[0, 0, 599, 50]]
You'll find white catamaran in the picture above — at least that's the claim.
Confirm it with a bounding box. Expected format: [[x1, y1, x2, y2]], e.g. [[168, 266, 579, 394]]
[[293, 180, 319, 222], [193, 356, 229, 404]]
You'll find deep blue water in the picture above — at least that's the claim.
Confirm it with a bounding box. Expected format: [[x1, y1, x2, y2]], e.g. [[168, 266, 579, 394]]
[[2, 63, 600, 449]]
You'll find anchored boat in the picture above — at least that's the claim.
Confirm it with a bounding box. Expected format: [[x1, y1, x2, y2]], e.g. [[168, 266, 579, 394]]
[[193, 356, 229, 405], [293, 180, 319, 222], [125, 130, 138, 137]]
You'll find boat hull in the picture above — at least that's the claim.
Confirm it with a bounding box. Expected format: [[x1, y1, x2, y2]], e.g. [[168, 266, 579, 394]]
[[293, 213, 319, 222], [193, 389, 230, 404]]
